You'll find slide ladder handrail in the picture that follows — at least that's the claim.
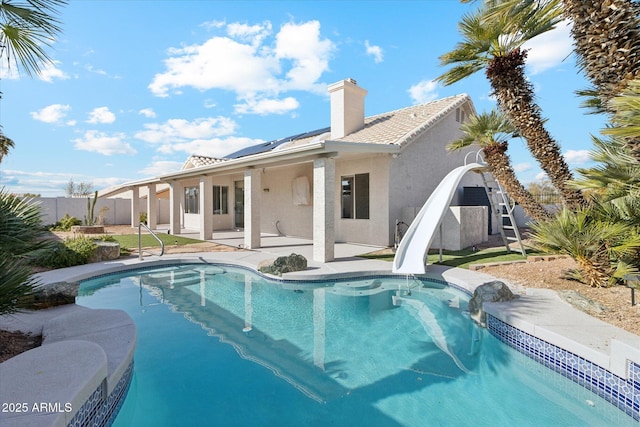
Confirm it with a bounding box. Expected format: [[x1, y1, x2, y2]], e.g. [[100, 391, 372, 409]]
[[479, 173, 526, 256]]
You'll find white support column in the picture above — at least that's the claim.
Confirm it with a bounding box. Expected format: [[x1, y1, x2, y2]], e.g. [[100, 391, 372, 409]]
[[199, 175, 213, 240], [169, 181, 182, 235], [146, 183, 157, 230], [130, 187, 140, 227], [244, 168, 261, 249], [313, 157, 335, 262]]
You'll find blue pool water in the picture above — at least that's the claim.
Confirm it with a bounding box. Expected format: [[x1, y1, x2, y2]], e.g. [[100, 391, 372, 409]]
[[77, 264, 636, 426]]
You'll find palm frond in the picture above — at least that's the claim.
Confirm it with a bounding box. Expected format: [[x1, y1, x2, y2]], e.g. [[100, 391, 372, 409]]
[[0, 0, 68, 77]]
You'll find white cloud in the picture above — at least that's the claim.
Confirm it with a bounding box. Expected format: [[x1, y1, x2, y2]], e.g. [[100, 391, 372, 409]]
[[31, 104, 71, 124], [39, 61, 70, 83], [85, 64, 107, 75], [156, 136, 261, 158], [408, 80, 439, 104], [564, 149, 592, 165], [535, 171, 548, 181], [523, 20, 573, 75], [139, 108, 157, 118], [513, 163, 532, 173], [149, 20, 334, 102], [227, 21, 272, 46], [73, 130, 136, 155], [234, 96, 299, 115], [0, 169, 85, 197], [149, 35, 279, 97], [365, 40, 383, 63], [139, 160, 184, 176], [135, 117, 237, 144], [201, 19, 226, 30], [87, 107, 116, 124], [275, 21, 334, 92]]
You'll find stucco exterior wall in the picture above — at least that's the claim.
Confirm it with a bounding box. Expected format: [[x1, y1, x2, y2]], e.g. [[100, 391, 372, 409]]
[[335, 154, 390, 246], [388, 106, 483, 245], [259, 164, 314, 237]]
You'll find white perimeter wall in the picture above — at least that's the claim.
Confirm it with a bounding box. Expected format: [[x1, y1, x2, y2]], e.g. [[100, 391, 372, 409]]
[[37, 197, 171, 226]]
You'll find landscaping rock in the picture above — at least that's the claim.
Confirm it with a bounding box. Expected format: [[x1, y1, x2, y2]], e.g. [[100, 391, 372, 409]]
[[468, 280, 515, 326], [258, 253, 307, 276], [559, 290, 608, 315], [89, 241, 120, 263], [29, 281, 80, 309]]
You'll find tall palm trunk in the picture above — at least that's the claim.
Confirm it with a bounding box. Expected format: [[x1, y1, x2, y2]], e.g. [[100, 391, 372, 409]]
[[483, 141, 551, 221], [563, 0, 640, 160], [486, 48, 586, 209]]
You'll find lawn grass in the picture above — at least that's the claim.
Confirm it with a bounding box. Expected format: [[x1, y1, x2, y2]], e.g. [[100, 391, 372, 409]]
[[361, 246, 542, 269], [110, 233, 205, 249]]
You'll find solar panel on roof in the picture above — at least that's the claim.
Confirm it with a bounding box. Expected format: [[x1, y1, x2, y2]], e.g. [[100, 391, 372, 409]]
[[225, 126, 330, 159]]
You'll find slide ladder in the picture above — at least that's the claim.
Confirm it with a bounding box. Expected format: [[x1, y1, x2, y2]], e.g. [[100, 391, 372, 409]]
[[479, 173, 526, 256]]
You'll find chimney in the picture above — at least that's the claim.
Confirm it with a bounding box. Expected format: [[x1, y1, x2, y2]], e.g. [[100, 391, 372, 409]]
[[328, 78, 367, 139]]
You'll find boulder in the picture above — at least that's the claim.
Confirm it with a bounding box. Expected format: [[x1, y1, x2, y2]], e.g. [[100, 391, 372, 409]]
[[89, 241, 120, 263], [468, 280, 515, 326], [29, 281, 80, 309], [258, 253, 307, 276]]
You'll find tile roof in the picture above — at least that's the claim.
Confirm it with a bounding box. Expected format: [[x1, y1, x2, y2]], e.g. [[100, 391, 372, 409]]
[[278, 94, 471, 150], [182, 155, 227, 170]]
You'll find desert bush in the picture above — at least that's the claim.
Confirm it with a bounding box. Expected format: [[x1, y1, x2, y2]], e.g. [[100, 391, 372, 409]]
[[33, 236, 98, 269], [49, 214, 81, 231]]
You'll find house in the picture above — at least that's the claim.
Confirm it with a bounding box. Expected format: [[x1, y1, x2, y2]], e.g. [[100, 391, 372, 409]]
[[100, 78, 486, 262]]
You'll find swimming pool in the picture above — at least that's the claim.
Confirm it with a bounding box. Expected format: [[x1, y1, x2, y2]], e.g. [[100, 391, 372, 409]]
[[77, 264, 636, 426]]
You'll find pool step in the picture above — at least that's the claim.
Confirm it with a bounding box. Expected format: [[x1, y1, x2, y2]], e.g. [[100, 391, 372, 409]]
[[330, 279, 385, 296], [140, 266, 225, 288]]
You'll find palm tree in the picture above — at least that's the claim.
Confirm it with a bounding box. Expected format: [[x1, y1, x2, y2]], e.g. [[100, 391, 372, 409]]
[[0, 0, 67, 77], [602, 79, 640, 141], [562, 0, 640, 104], [0, 129, 14, 162], [438, 2, 585, 209], [561, 0, 640, 160], [449, 110, 550, 221]]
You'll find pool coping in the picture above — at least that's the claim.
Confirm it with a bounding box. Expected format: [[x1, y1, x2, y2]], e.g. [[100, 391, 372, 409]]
[[4, 252, 640, 423]]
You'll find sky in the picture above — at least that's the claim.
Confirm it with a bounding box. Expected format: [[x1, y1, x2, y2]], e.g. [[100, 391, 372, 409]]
[[0, 0, 605, 197]]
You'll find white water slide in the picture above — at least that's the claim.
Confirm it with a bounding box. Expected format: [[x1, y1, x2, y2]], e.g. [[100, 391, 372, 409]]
[[392, 162, 487, 275]]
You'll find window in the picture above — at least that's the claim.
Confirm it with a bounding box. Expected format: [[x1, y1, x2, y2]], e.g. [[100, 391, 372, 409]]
[[184, 186, 199, 214], [341, 173, 369, 219], [213, 185, 229, 214]]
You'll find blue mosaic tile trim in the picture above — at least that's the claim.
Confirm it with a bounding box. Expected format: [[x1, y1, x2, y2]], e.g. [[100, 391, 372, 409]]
[[66, 382, 103, 427], [66, 360, 134, 427], [487, 315, 640, 421]]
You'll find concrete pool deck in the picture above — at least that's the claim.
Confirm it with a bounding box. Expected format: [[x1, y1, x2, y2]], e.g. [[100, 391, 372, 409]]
[[2, 242, 640, 423]]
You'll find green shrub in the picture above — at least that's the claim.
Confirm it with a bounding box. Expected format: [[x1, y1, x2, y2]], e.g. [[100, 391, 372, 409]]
[[49, 214, 81, 231], [32, 236, 98, 269]]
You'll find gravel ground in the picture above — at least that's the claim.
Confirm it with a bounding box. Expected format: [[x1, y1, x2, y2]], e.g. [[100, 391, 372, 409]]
[[480, 257, 640, 336]]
